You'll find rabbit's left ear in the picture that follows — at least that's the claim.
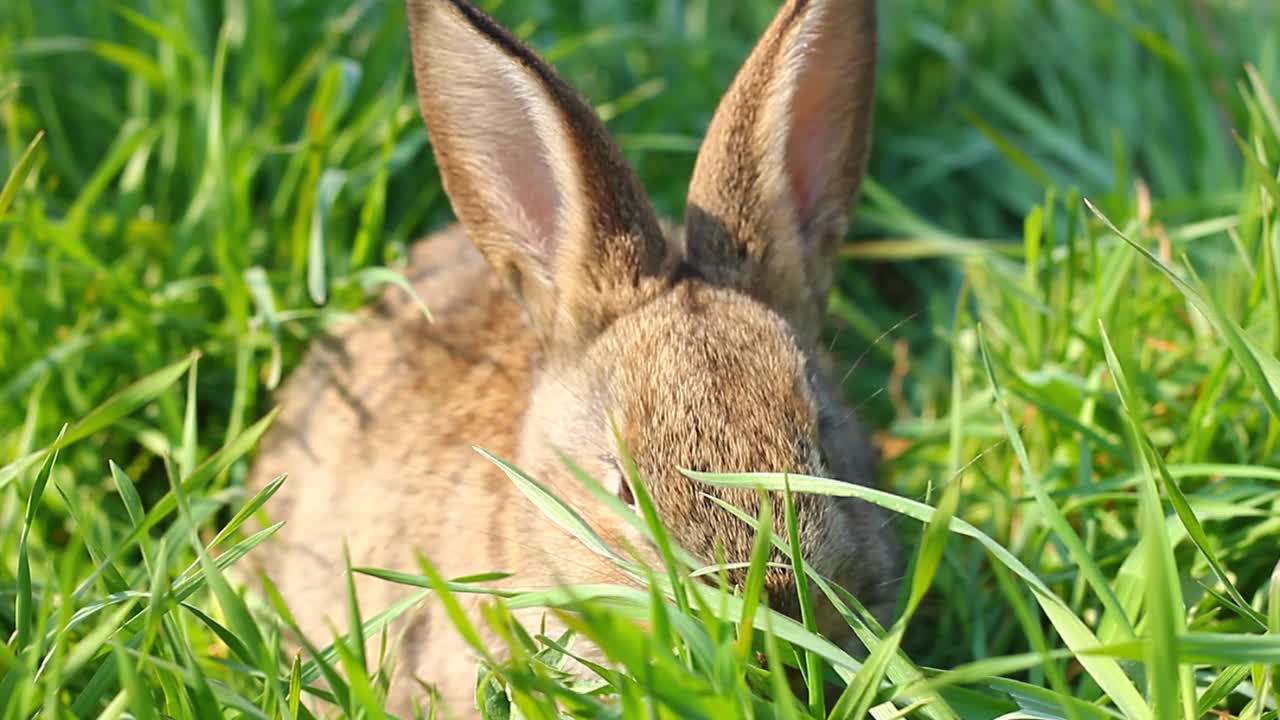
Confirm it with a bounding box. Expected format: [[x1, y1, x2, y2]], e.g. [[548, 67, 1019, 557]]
[[684, 0, 878, 346], [405, 0, 673, 353]]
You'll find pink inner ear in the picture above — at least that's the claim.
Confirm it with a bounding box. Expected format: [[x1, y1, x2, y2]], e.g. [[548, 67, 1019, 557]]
[[487, 96, 562, 257], [784, 24, 852, 232], [787, 91, 832, 227]]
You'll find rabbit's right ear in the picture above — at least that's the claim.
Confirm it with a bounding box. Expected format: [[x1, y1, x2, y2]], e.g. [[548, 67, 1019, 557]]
[[684, 0, 878, 348], [405, 0, 672, 351]]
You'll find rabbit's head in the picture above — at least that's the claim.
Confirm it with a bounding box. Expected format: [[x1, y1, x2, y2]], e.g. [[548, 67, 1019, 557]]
[[406, 0, 899, 638]]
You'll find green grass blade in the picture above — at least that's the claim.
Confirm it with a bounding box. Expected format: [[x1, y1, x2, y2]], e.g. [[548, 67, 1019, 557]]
[[0, 131, 44, 217], [1086, 199, 1280, 420], [307, 169, 347, 305], [707, 491, 957, 720], [782, 478, 824, 714], [15, 425, 66, 651], [72, 408, 279, 600], [978, 326, 1134, 636], [477, 448, 627, 566], [179, 355, 199, 479], [685, 468, 1150, 719], [169, 457, 272, 682], [0, 354, 196, 490], [113, 643, 160, 720], [353, 267, 434, 322], [734, 491, 773, 661], [342, 545, 367, 675], [1099, 323, 1190, 718], [1196, 664, 1251, 716]]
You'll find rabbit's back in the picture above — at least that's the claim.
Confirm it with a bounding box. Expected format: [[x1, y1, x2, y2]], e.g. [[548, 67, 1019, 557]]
[[245, 225, 547, 712]]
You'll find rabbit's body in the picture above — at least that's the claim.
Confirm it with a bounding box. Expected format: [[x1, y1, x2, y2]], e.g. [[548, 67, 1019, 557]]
[[246, 0, 902, 716], [248, 226, 610, 715]]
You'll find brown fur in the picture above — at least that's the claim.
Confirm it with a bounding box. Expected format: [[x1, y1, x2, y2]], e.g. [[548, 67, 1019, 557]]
[[243, 0, 900, 716]]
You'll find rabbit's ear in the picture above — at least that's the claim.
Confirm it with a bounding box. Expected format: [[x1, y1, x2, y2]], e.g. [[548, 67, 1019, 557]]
[[684, 0, 877, 346], [406, 0, 672, 350]]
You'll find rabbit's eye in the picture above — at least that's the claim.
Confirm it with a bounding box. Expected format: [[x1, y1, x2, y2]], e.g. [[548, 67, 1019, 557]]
[[605, 456, 636, 507]]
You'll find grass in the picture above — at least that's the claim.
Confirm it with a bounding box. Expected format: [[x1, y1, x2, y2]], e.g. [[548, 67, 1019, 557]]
[[2, 0, 1280, 717]]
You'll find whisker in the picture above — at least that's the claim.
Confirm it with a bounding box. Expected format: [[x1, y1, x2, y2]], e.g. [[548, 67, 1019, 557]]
[[874, 573, 907, 589], [827, 322, 845, 353], [839, 309, 923, 386]]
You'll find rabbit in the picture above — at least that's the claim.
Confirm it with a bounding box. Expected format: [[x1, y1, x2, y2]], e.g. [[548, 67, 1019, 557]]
[[242, 0, 902, 716]]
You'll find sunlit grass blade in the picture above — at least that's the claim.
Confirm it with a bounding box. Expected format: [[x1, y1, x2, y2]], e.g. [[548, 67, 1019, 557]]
[[15, 424, 66, 651], [289, 580, 433, 686], [685, 468, 1150, 719], [0, 355, 196, 490], [287, 652, 304, 720], [341, 545, 367, 675], [1087, 633, 1280, 665], [908, 647, 1076, 695], [734, 491, 773, 661], [706, 491, 957, 720], [500, 579, 867, 678], [556, 449, 704, 573], [760, 612, 802, 720], [307, 169, 347, 305], [353, 267, 434, 322], [206, 473, 287, 551], [1086, 198, 1280, 419], [113, 642, 160, 720], [979, 326, 1133, 636], [829, 291, 976, 720], [0, 130, 44, 217], [476, 448, 626, 567], [72, 408, 279, 600], [1196, 664, 1252, 716], [1232, 130, 1280, 204], [1099, 322, 1191, 718], [53, 483, 129, 595], [179, 356, 199, 478], [611, 420, 696, 623], [328, 617, 387, 720], [169, 456, 277, 710], [983, 676, 1123, 720], [828, 623, 903, 719], [1142, 442, 1265, 628], [782, 478, 823, 714]]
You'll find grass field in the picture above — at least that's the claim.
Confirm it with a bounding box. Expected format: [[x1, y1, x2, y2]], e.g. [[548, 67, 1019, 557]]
[[3, 0, 1280, 717]]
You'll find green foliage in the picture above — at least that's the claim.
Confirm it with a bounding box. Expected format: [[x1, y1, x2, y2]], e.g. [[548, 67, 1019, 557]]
[[2, 0, 1280, 717]]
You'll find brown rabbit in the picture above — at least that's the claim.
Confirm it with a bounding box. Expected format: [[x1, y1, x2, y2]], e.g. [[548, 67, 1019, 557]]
[[243, 0, 901, 716]]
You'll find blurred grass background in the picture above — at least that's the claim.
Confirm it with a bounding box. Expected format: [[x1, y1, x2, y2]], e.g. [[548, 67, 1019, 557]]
[[3, 0, 1275, 441], [6, 0, 1276, 437], [3, 0, 1280, 717]]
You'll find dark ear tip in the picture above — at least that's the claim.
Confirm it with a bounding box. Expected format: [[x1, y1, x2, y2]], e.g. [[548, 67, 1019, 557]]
[[438, 0, 492, 27], [407, 0, 570, 103], [405, 0, 501, 41]]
